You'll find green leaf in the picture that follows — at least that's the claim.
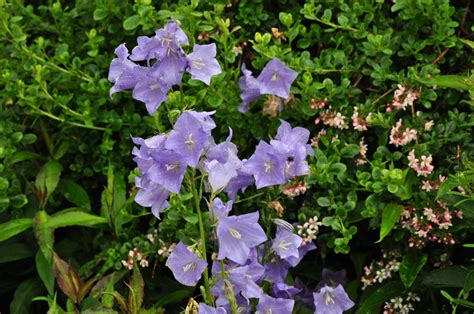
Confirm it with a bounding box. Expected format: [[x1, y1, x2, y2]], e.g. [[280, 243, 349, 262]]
[[0, 242, 34, 263], [376, 203, 402, 243], [463, 270, 474, 298], [123, 15, 141, 31], [422, 266, 469, 288], [36, 250, 55, 295], [93, 8, 108, 21], [35, 160, 62, 202], [399, 252, 427, 288], [58, 179, 91, 210], [317, 197, 331, 207], [128, 260, 144, 312], [459, 38, 474, 49], [356, 280, 404, 314], [5, 151, 43, 166], [155, 289, 194, 307], [420, 75, 474, 90], [10, 278, 44, 314], [45, 211, 107, 229], [0, 218, 33, 241]]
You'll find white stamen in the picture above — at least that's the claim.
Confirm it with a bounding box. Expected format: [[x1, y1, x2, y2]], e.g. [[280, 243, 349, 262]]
[[264, 161, 274, 173], [184, 134, 194, 148], [271, 71, 280, 81], [165, 163, 179, 171], [324, 291, 335, 305], [192, 58, 205, 70], [150, 83, 161, 90], [182, 261, 197, 272], [228, 227, 242, 239]]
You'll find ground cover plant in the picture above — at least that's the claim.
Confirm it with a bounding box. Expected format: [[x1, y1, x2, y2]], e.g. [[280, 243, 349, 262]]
[[0, 0, 473, 313]]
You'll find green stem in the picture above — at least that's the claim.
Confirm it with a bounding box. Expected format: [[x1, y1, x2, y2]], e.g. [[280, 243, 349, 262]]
[[220, 260, 239, 314], [191, 170, 213, 306]]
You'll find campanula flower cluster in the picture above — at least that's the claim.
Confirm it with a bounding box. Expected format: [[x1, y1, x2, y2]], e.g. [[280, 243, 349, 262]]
[[109, 20, 222, 115], [117, 20, 355, 314]]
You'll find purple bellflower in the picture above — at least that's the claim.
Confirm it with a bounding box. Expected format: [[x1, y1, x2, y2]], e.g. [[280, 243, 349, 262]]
[[204, 129, 243, 192], [165, 242, 207, 286], [109, 44, 142, 96], [224, 166, 255, 200], [272, 282, 302, 299], [217, 211, 267, 264], [313, 285, 355, 314], [245, 141, 287, 189], [272, 227, 303, 259], [238, 64, 262, 113], [256, 294, 295, 314], [186, 43, 222, 85], [134, 177, 170, 219], [283, 241, 317, 267], [198, 304, 227, 314], [165, 113, 212, 168], [132, 72, 171, 115], [257, 57, 298, 99], [130, 20, 188, 61], [207, 197, 233, 222], [149, 150, 187, 193]]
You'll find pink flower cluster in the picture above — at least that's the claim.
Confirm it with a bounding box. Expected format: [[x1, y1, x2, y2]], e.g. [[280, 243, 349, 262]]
[[314, 106, 349, 129], [389, 119, 417, 147], [121, 247, 149, 270], [421, 175, 446, 192], [356, 138, 368, 165], [383, 293, 420, 314], [282, 180, 309, 198], [399, 202, 463, 248], [389, 84, 420, 111], [296, 216, 322, 245], [361, 251, 401, 290], [351, 107, 372, 131], [309, 97, 327, 110], [407, 150, 434, 177], [310, 129, 327, 147]]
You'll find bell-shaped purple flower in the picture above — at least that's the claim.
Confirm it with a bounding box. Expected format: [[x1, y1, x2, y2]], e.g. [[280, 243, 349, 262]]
[[274, 119, 313, 156], [132, 73, 171, 115], [257, 57, 297, 99], [238, 64, 262, 113], [313, 285, 354, 314], [245, 141, 287, 189], [151, 49, 188, 86], [165, 112, 212, 168], [272, 227, 303, 259], [217, 211, 267, 264], [130, 20, 188, 61], [134, 177, 170, 219], [165, 242, 207, 286], [131, 134, 166, 173], [185, 110, 217, 132], [198, 304, 226, 314], [109, 44, 143, 96], [149, 150, 187, 193], [256, 294, 295, 314], [272, 282, 302, 299], [186, 43, 222, 85], [263, 257, 290, 283], [207, 197, 233, 222], [204, 129, 243, 192], [224, 167, 255, 200], [283, 242, 317, 267]]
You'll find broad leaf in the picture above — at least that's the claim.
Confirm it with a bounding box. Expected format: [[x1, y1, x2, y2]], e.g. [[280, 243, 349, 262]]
[[399, 252, 427, 289], [45, 211, 107, 229], [58, 179, 91, 210], [0, 242, 34, 263], [36, 250, 55, 295], [35, 160, 62, 205], [422, 265, 469, 288], [10, 278, 44, 314], [0, 218, 33, 241], [53, 252, 83, 303], [377, 203, 403, 243], [356, 280, 404, 314]]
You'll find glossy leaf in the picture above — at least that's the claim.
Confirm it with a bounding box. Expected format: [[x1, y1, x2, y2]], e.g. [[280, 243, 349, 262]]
[[399, 252, 427, 289], [376, 203, 403, 243]]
